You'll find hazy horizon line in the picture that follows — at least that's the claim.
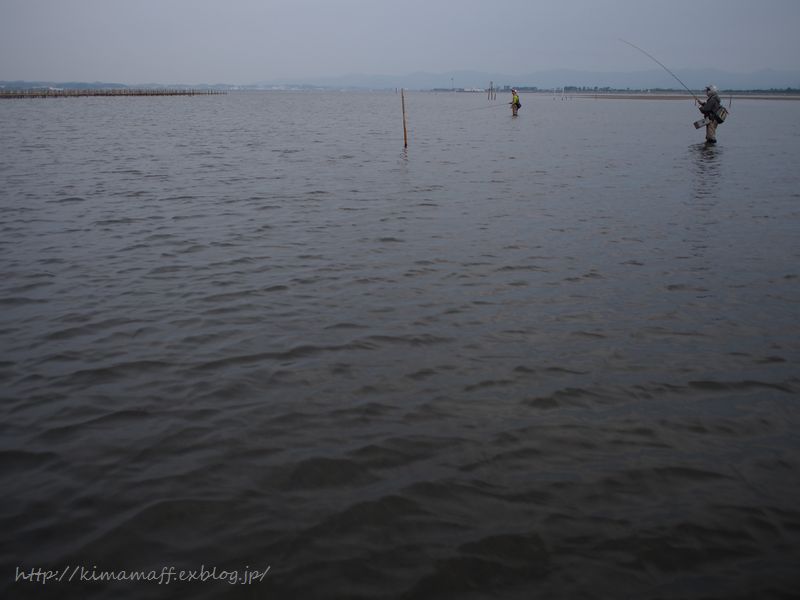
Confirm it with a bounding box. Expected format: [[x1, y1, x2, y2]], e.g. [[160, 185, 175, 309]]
[[3, 65, 800, 91]]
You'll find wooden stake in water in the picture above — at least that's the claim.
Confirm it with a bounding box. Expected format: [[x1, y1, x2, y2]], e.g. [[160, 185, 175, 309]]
[[401, 89, 408, 148]]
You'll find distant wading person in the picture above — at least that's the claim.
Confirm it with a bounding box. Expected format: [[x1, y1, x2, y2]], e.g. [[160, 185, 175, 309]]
[[698, 84, 721, 144], [510, 89, 521, 116]]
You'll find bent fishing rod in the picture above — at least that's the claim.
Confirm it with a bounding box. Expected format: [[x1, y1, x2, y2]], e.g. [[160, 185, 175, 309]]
[[619, 39, 702, 103]]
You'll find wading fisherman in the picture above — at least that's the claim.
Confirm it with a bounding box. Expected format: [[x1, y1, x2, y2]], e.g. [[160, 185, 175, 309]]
[[510, 89, 521, 116], [698, 84, 721, 144]]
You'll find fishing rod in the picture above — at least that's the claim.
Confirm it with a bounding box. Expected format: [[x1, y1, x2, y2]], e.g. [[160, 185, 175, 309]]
[[619, 39, 701, 103], [464, 102, 511, 112]]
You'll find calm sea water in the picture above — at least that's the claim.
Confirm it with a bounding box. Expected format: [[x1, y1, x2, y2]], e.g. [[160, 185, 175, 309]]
[[1, 91, 799, 599]]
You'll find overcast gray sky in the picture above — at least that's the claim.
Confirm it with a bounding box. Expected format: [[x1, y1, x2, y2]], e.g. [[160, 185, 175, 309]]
[[1, 0, 798, 84]]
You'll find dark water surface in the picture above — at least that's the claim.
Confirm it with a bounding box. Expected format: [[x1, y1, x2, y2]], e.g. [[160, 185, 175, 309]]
[[1, 91, 799, 599]]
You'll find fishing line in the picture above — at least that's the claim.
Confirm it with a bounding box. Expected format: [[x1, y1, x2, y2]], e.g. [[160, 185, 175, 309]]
[[619, 38, 701, 103], [464, 102, 513, 112]]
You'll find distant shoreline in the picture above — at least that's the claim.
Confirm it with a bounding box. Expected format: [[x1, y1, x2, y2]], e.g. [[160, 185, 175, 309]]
[[0, 88, 225, 99], [2, 87, 799, 101], [438, 90, 800, 101], [565, 92, 800, 101]]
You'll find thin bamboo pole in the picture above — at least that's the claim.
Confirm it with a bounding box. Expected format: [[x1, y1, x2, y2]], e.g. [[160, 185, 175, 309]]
[[401, 89, 408, 148]]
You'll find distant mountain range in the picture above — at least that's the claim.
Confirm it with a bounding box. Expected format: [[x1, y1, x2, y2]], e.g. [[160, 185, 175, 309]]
[[3, 67, 800, 92]]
